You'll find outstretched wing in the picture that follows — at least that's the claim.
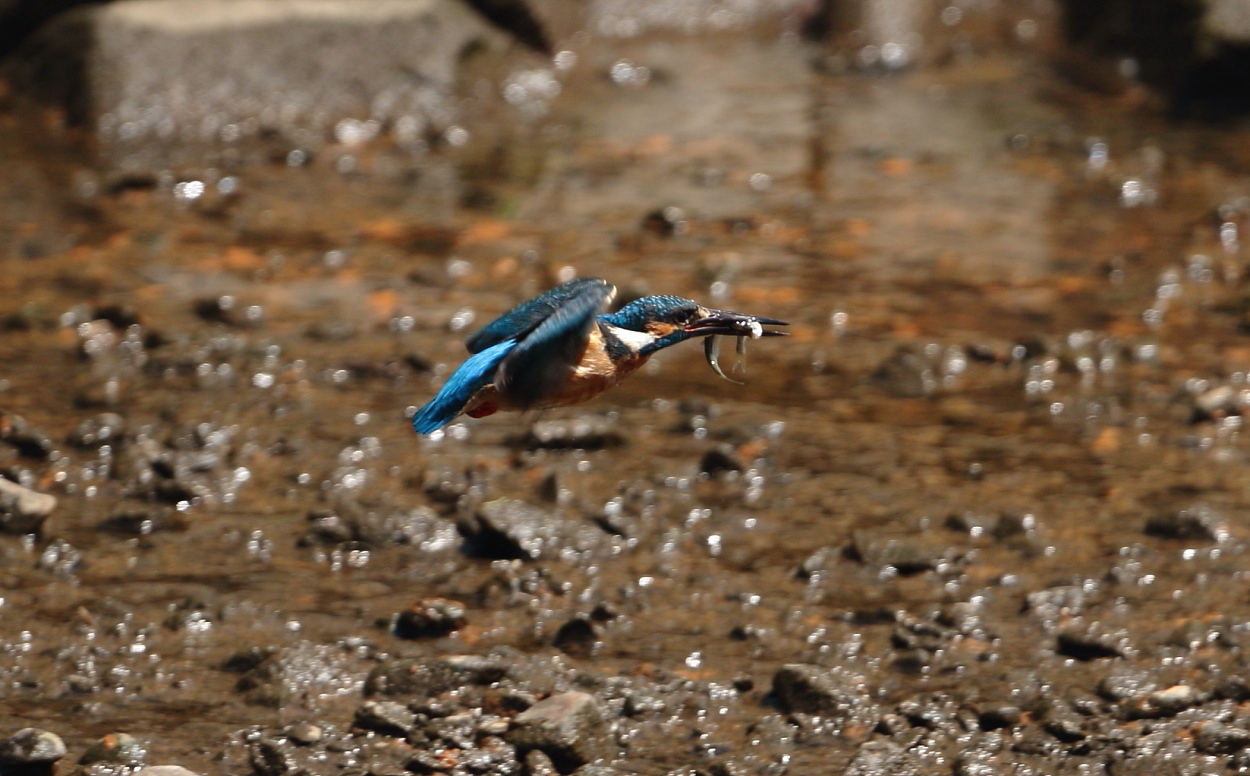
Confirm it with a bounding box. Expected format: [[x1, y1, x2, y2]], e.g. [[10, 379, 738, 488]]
[[495, 279, 615, 408], [411, 339, 515, 434], [466, 278, 614, 354]]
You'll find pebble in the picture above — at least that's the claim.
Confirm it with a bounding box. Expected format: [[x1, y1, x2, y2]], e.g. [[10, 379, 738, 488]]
[[1055, 623, 1132, 660], [284, 721, 323, 745], [1096, 668, 1156, 701], [552, 617, 597, 658], [0, 477, 57, 534], [0, 412, 54, 459], [1144, 504, 1230, 543], [67, 412, 126, 447], [848, 530, 964, 575], [506, 691, 608, 772], [354, 700, 414, 736], [1194, 722, 1250, 755], [771, 664, 880, 729], [699, 445, 743, 474], [0, 728, 67, 765], [976, 705, 1022, 730], [133, 767, 203, 776], [79, 733, 147, 766], [392, 598, 467, 639], [365, 655, 511, 697], [461, 498, 604, 561]]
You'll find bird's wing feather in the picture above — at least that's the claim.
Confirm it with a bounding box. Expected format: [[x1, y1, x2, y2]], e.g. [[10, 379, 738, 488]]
[[466, 278, 614, 354], [412, 339, 515, 434], [494, 280, 615, 408]]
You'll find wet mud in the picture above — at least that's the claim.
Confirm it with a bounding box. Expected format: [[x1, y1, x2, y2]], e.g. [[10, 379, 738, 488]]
[[4, 4, 1250, 776]]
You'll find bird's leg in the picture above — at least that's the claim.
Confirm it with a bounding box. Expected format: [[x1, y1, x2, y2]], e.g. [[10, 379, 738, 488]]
[[704, 335, 744, 384]]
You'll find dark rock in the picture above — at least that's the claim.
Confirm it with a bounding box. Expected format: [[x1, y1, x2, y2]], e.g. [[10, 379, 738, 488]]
[[0, 477, 57, 535], [514, 417, 625, 450], [699, 445, 742, 475], [221, 645, 278, 673], [524, 749, 558, 776], [843, 740, 923, 776], [0, 413, 53, 459], [977, 705, 1021, 730], [0, 728, 67, 765], [460, 498, 604, 560], [1055, 623, 1131, 660], [553, 617, 597, 659], [67, 413, 126, 447], [506, 691, 608, 773], [296, 510, 353, 546], [79, 733, 147, 766], [248, 739, 294, 776], [354, 700, 414, 736], [1042, 704, 1086, 742], [422, 713, 477, 749], [392, 598, 467, 639], [1213, 675, 1250, 702], [771, 664, 880, 729], [1145, 504, 1230, 543], [365, 655, 511, 697], [1194, 722, 1250, 755]]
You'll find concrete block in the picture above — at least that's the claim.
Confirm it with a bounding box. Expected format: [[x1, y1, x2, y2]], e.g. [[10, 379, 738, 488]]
[[9, 0, 498, 168]]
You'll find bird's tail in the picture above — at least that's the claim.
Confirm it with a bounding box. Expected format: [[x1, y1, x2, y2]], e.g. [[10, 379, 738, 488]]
[[412, 339, 515, 434]]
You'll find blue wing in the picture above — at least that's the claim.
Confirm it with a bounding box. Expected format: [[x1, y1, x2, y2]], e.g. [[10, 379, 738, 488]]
[[495, 280, 614, 408], [466, 278, 614, 354], [411, 339, 515, 434]]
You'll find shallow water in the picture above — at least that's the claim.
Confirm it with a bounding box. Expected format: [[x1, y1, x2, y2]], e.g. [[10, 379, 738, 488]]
[[4, 5, 1250, 775]]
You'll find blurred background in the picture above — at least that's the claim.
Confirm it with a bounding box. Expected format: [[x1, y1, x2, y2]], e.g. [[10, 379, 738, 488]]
[[6, 1, 1250, 774]]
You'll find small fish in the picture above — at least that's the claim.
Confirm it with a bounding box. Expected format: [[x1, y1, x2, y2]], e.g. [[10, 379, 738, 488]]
[[704, 318, 768, 384]]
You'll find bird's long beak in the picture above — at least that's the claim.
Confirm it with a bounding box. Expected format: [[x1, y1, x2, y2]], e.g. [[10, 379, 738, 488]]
[[683, 310, 789, 338]]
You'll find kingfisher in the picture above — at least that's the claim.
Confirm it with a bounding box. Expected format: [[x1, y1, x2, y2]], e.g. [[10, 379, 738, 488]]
[[412, 277, 788, 434]]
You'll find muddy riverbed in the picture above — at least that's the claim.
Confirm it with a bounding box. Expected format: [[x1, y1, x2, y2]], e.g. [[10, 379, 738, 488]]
[[4, 4, 1250, 775]]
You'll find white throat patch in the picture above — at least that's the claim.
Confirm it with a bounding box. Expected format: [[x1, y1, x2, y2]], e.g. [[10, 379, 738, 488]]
[[602, 324, 656, 351]]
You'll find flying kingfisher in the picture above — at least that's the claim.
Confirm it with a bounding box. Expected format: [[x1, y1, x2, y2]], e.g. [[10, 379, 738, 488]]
[[412, 277, 788, 434]]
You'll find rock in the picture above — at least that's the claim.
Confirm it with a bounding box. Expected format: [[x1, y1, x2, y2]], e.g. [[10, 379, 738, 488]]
[[248, 738, 294, 776], [506, 691, 608, 773], [552, 617, 597, 658], [1041, 704, 1085, 742], [771, 664, 880, 730], [699, 445, 743, 475], [524, 749, 559, 776], [1121, 684, 1201, 719], [1097, 669, 1157, 701], [1194, 721, 1250, 755], [284, 721, 323, 745], [133, 767, 203, 776], [392, 598, 467, 639], [848, 530, 964, 575], [0, 728, 67, 765], [1144, 504, 1230, 543], [354, 700, 414, 736], [79, 733, 147, 766], [976, 705, 1021, 730], [843, 740, 921, 776], [868, 347, 935, 398], [460, 498, 605, 560], [1214, 675, 1250, 702], [0, 412, 53, 459], [515, 417, 625, 450], [365, 655, 511, 696], [0, 477, 57, 534], [1055, 624, 1133, 660], [8, 0, 499, 169]]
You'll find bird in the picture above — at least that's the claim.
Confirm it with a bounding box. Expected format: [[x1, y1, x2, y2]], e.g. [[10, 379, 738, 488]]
[[411, 277, 788, 434]]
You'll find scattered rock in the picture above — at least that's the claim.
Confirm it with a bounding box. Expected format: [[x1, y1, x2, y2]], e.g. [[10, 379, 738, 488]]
[[284, 721, 323, 746], [0, 412, 54, 459], [1025, 585, 1088, 626], [1041, 704, 1085, 742], [392, 598, 467, 639], [0, 728, 67, 765], [354, 700, 414, 737], [133, 767, 202, 776], [848, 530, 964, 575], [1194, 721, 1250, 755], [1055, 624, 1133, 660], [460, 498, 605, 560], [843, 740, 920, 776], [0, 477, 57, 534], [506, 691, 608, 773], [248, 738, 295, 776], [977, 705, 1022, 730], [67, 413, 126, 447], [1144, 504, 1230, 543], [552, 617, 597, 658], [699, 445, 742, 475], [1122, 684, 1201, 719]]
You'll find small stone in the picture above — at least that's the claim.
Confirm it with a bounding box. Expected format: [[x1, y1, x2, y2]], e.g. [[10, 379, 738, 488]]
[[771, 664, 880, 729], [1195, 722, 1250, 755], [133, 767, 203, 776], [79, 733, 147, 766], [843, 741, 921, 776], [1097, 669, 1156, 701], [0, 478, 57, 535], [365, 655, 510, 697], [1144, 504, 1229, 543], [1214, 675, 1250, 702], [1042, 705, 1085, 742], [1145, 684, 1200, 715], [0, 413, 54, 459], [552, 617, 597, 658], [977, 705, 1021, 730], [67, 413, 126, 447], [524, 749, 558, 776], [460, 498, 604, 561], [0, 728, 67, 765], [506, 691, 608, 772], [392, 598, 467, 639], [248, 739, 294, 776], [1055, 624, 1132, 660], [848, 530, 964, 575], [354, 700, 415, 736], [285, 721, 323, 745], [699, 445, 742, 475]]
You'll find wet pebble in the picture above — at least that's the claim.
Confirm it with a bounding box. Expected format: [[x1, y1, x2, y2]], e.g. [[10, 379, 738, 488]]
[[354, 700, 414, 737], [79, 733, 147, 766], [1194, 721, 1250, 755], [552, 617, 597, 658], [1122, 684, 1201, 719], [461, 498, 604, 560], [392, 598, 468, 639], [771, 664, 880, 730], [505, 691, 608, 772], [848, 530, 965, 575], [1144, 504, 1230, 543], [515, 417, 624, 450], [1041, 703, 1086, 742], [976, 705, 1022, 730], [0, 728, 67, 766], [699, 445, 743, 475], [248, 738, 294, 776], [523, 749, 558, 776], [0, 477, 57, 534], [284, 722, 323, 746], [365, 654, 511, 697], [842, 740, 919, 776]]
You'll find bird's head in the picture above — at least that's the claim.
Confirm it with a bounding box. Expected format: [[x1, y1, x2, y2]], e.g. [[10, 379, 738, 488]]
[[601, 295, 787, 355]]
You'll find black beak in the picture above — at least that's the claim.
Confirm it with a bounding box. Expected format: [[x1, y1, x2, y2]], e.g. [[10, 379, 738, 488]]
[[683, 310, 789, 337]]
